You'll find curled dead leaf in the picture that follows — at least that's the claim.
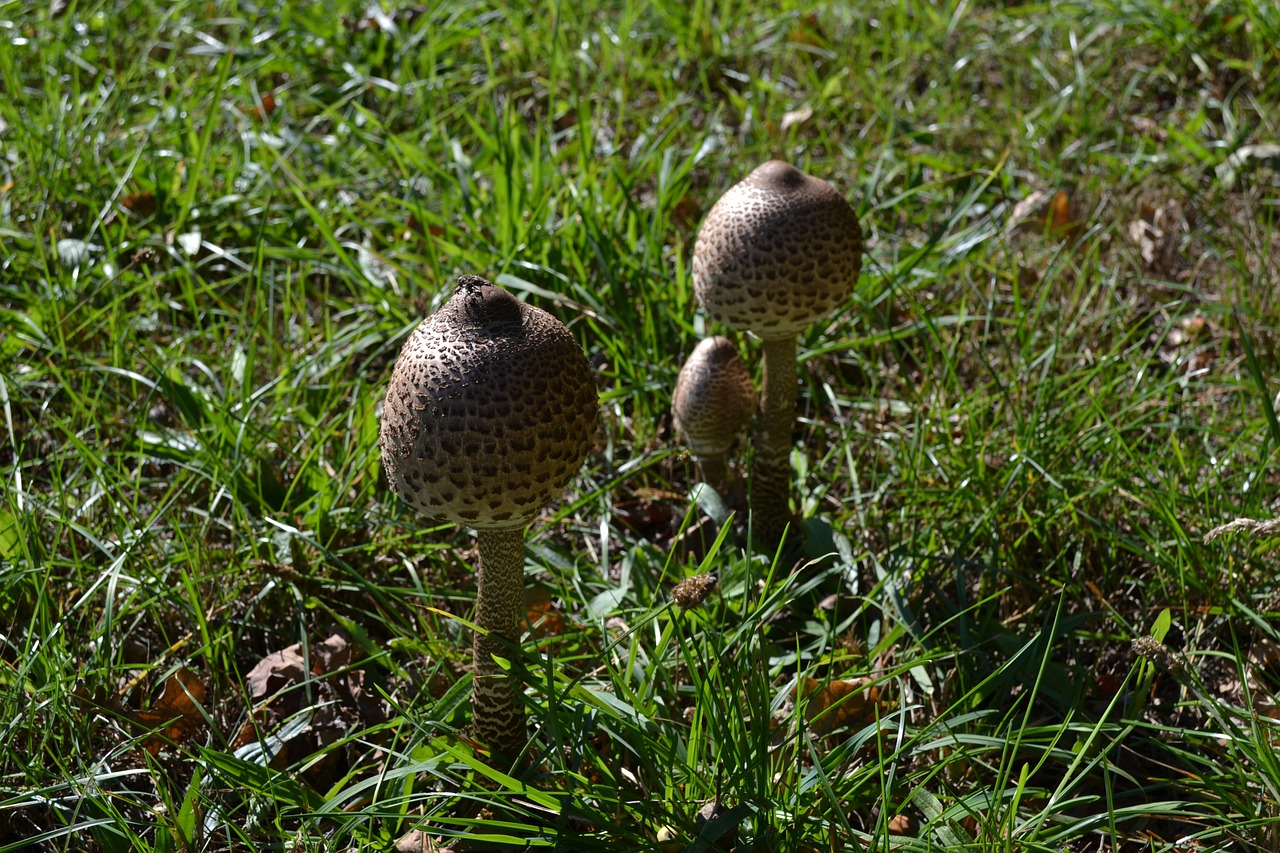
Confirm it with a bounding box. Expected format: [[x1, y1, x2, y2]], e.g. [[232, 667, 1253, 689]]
[[1006, 189, 1084, 244], [781, 104, 814, 132], [243, 90, 277, 121], [120, 191, 157, 219], [888, 813, 914, 835], [1125, 198, 1189, 277], [523, 587, 568, 639], [131, 667, 207, 755], [793, 676, 881, 736]]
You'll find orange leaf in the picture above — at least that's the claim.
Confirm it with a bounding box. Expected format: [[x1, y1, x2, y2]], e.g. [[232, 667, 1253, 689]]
[[131, 667, 206, 754], [669, 195, 702, 230], [121, 191, 157, 218], [244, 90, 277, 121], [793, 676, 881, 736], [523, 587, 568, 638], [789, 12, 828, 47], [1046, 190, 1084, 241]]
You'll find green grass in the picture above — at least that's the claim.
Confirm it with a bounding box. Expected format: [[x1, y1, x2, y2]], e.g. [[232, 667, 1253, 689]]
[[4, 0, 1280, 850]]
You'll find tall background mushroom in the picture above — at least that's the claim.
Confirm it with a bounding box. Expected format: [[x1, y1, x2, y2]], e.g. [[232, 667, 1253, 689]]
[[672, 335, 756, 497], [692, 160, 862, 548], [379, 275, 598, 766]]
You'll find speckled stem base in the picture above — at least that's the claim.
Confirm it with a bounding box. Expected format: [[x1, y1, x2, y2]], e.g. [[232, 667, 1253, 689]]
[[751, 336, 798, 549], [474, 526, 528, 766]]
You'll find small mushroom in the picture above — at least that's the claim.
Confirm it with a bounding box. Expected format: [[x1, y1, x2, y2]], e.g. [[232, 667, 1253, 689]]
[[379, 274, 598, 765], [672, 336, 756, 496], [692, 160, 862, 547]]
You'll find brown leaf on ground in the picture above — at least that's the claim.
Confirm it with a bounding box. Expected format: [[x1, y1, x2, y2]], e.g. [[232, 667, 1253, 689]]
[[523, 587, 568, 639], [233, 633, 387, 788], [1006, 190, 1049, 232], [243, 90, 277, 121], [1152, 314, 1211, 369], [393, 829, 450, 852], [888, 813, 914, 835], [1125, 198, 1190, 278], [1006, 189, 1085, 244], [789, 12, 828, 47], [1045, 189, 1084, 241], [131, 667, 207, 755], [120, 191, 157, 219], [244, 643, 307, 703], [793, 676, 881, 736], [781, 104, 814, 132], [312, 633, 356, 674], [613, 496, 677, 541]]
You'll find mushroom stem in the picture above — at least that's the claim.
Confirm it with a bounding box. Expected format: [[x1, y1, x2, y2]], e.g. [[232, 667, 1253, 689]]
[[696, 453, 732, 497], [474, 525, 529, 766], [752, 336, 798, 548]]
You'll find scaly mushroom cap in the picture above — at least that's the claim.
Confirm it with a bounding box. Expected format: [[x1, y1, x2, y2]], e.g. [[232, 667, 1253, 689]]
[[672, 336, 756, 457], [379, 275, 598, 529], [692, 160, 863, 338]]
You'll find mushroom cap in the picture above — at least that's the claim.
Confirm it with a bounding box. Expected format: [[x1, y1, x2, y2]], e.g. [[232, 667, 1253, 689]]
[[379, 275, 598, 530], [672, 336, 756, 457], [691, 159, 863, 339]]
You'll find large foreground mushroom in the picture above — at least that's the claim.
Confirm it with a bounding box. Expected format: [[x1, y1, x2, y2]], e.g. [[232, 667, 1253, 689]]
[[692, 160, 862, 548], [379, 274, 598, 766]]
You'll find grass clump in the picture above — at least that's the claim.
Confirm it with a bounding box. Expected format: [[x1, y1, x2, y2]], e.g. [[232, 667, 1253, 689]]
[[3, 0, 1280, 850]]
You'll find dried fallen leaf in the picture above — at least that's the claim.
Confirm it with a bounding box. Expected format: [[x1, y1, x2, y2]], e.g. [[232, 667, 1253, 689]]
[[669, 195, 702, 230], [789, 12, 827, 47], [121, 191, 157, 219], [523, 587, 568, 638], [1126, 198, 1189, 277], [1046, 190, 1085, 242], [1006, 189, 1084, 243], [243, 90, 277, 121], [244, 643, 307, 703], [132, 667, 207, 755], [613, 497, 676, 540], [793, 676, 881, 736], [1005, 190, 1048, 233], [888, 814, 914, 835], [781, 104, 814, 132]]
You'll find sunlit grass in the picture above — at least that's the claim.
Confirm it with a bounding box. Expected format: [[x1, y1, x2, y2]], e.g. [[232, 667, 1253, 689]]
[[3, 0, 1280, 850]]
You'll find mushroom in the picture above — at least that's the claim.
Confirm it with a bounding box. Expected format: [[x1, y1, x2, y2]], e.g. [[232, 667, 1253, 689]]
[[692, 160, 862, 547], [672, 336, 756, 496], [379, 274, 598, 765]]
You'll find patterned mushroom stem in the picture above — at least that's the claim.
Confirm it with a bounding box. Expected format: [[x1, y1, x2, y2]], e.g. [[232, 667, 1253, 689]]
[[753, 336, 798, 548], [473, 525, 528, 765], [697, 454, 731, 498]]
